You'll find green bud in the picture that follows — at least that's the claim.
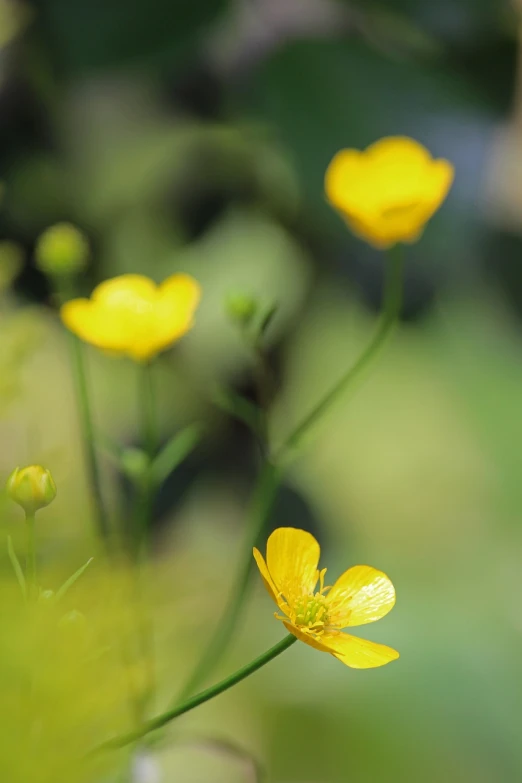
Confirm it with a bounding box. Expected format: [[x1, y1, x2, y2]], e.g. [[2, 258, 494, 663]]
[[35, 222, 89, 275], [0, 241, 23, 291], [121, 448, 149, 482], [6, 465, 57, 514], [225, 292, 258, 328]]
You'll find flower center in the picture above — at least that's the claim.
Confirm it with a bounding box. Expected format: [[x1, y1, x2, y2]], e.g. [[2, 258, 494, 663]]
[[293, 594, 329, 630]]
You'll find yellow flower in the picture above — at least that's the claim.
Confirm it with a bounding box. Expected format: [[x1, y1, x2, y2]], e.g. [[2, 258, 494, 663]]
[[61, 273, 201, 361], [253, 527, 398, 669], [325, 136, 454, 248]]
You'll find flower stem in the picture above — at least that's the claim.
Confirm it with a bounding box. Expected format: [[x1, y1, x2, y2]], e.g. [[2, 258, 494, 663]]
[[25, 512, 36, 598], [174, 458, 282, 703], [139, 361, 158, 462], [95, 634, 297, 752], [131, 360, 159, 720], [277, 244, 405, 462], [69, 333, 111, 543]]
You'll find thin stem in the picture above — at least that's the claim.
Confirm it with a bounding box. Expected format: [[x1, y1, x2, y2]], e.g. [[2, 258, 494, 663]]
[[130, 360, 159, 720], [95, 634, 297, 752], [25, 512, 36, 598], [68, 333, 111, 542], [139, 361, 158, 461], [277, 244, 405, 461], [174, 459, 282, 703]]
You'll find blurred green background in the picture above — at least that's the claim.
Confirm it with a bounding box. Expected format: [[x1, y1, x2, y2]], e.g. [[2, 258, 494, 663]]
[[2, 0, 522, 780]]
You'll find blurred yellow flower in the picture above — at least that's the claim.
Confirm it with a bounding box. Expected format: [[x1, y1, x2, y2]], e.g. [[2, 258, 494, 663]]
[[61, 273, 201, 361], [7, 464, 57, 514], [254, 527, 398, 668], [325, 136, 454, 248]]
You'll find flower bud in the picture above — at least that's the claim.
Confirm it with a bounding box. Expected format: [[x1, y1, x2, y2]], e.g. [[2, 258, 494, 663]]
[[225, 292, 258, 328], [35, 222, 89, 275], [121, 448, 149, 482], [6, 465, 57, 514]]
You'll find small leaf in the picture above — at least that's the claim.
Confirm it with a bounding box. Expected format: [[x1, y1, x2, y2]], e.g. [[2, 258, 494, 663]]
[[213, 388, 265, 437], [150, 423, 203, 487], [55, 557, 94, 601], [7, 535, 27, 601]]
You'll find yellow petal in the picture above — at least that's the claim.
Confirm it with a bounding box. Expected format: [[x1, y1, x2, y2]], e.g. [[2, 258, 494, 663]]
[[92, 274, 157, 307], [253, 547, 279, 606], [159, 273, 201, 313], [60, 300, 130, 353], [282, 621, 334, 653], [265, 527, 320, 607], [322, 631, 399, 669], [326, 565, 396, 628], [325, 149, 367, 211], [425, 158, 454, 209], [365, 135, 431, 167]]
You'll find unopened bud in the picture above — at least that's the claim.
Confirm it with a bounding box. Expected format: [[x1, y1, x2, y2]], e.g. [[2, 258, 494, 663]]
[[35, 223, 89, 275], [6, 465, 57, 514], [225, 292, 258, 328], [121, 448, 149, 482]]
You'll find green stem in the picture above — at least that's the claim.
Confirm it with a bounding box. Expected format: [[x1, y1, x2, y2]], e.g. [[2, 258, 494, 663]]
[[96, 634, 297, 752], [69, 333, 111, 542], [25, 512, 36, 598], [277, 244, 405, 461], [139, 361, 158, 461], [131, 361, 159, 719], [174, 459, 282, 703]]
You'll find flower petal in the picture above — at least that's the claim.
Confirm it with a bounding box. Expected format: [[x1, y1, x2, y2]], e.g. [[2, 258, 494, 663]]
[[326, 565, 396, 628], [92, 274, 157, 307], [366, 136, 431, 167], [159, 273, 201, 313], [425, 158, 454, 210], [282, 621, 334, 653], [60, 300, 130, 353], [253, 547, 279, 606], [323, 631, 399, 669], [265, 528, 320, 606]]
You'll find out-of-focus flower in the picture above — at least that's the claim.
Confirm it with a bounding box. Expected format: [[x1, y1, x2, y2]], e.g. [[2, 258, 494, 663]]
[[254, 527, 398, 668], [325, 136, 454, 248], [61, 273, 201, 361], [6, 464, 57, 514], [35, 222, 89, 275]]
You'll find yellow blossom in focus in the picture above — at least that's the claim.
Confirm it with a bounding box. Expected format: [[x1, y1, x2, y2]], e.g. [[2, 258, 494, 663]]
[[254, 527, 398, 668], [61, 273, 201, 361], [325, 136, 454, 248]]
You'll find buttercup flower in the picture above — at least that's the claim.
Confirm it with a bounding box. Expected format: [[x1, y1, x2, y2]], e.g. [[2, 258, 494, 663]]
[[61, 273, 201, 361], [254, 527, 398, 668], [325, 136, 454, 248]]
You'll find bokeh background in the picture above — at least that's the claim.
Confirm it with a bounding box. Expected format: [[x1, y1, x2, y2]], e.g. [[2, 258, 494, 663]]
[[2, 0, 522, 780]]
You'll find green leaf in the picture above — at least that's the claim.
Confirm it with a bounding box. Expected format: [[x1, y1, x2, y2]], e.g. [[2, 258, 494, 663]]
[[213, 387, 265, 438], [7, 536, 27, 601], [55, 557, 94, 602], [150, 423, 203, 487]]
